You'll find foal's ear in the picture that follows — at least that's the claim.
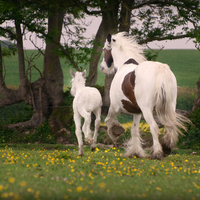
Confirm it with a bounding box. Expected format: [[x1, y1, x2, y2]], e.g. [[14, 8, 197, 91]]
[[70, 69, 75, 78], [82, 69, 86, 77], [107, 34, 111, 43]]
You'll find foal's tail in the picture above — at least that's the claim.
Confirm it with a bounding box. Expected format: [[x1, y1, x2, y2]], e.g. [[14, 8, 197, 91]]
[[154, 64, 191, 149]]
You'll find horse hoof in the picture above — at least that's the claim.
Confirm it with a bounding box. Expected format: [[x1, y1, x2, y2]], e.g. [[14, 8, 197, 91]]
[[90, 144, 96, 151], [123, 152, 145, 158], [148, 151, 163, 160], [78, 153, 84, 157], [112, 125, 125, 137], [85, 138, 93, 145], [162, 145, 172, 157], [160, 139, 172, 157]]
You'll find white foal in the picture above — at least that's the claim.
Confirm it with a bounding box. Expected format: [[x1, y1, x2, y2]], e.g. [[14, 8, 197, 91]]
[[70, 69, 102, 156]]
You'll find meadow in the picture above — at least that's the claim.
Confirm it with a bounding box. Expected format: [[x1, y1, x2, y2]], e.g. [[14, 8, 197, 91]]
[[1, 144, 200, 200], [3, 49, 200, 89], [0, 49, 200, 200]]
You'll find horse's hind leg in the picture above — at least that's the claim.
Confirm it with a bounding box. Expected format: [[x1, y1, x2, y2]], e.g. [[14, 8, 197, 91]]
[[74, 111, 84, 156], [90, 108, 101, 151], [124, 114, 146, 158], [82, 111, 93, 144], [142, 109, 163, 160], [160, 126, 178, 157]]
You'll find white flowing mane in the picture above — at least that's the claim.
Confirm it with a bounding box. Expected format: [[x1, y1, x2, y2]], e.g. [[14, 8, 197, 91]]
[[111, 32, 146, 64]]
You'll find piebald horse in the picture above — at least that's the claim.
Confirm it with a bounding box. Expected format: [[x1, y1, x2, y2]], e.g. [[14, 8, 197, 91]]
[[100, 32, 190, 160], [70, 69, 102, 156]]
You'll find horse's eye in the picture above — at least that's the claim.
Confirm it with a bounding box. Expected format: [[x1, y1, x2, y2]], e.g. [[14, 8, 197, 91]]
[[112, 39, 116, 42]]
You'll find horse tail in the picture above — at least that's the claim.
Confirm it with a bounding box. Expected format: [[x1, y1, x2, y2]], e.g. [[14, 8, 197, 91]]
[[154, 64, 191, 149]]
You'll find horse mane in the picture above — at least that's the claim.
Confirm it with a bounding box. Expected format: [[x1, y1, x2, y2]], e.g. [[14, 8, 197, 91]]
[[112, 32, 146, 64]]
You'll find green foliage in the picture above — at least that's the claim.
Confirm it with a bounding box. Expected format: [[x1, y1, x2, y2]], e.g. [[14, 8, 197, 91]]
[[0, 102, 33, 125], [29, 121, 57, 144], [2, 46, 17, 57], [176, 91, 197, 110], [144, 49, 158, 61], [0, 121, 57, 144], [63, 87, 74, 107], [178, 105, 200, 149]]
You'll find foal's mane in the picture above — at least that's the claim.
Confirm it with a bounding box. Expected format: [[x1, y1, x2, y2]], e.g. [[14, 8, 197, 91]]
[[112, 32, 146, 64]]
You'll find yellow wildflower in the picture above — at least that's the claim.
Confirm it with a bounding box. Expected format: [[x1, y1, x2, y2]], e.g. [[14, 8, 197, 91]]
[[156, 187, 162, 191], [20, 181, 26, 187], [8, 177, 15, 183], [76, 186, 82, 192], [99, 183, 106, 188]]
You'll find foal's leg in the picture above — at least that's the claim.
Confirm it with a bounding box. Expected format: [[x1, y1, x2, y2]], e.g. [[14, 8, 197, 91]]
[[105, 106, 125, 144], [90, 108, 101, 151], [124, 114, 146, 158], [74, 111, 84, 156], [82, 111, 93, 144], [142, 109, 163, 160]]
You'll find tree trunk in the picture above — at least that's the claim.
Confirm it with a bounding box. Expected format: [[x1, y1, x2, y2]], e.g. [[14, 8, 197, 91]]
[[119, 0, 132, 32], [43, 11, 64, 107], [86, 0, 119, 87], [43, 11, 68, 133], [2, 10, 67, 132], [102, 0, 132, 110], [0, 20, 30, 108], [86, 1, 120, 115]]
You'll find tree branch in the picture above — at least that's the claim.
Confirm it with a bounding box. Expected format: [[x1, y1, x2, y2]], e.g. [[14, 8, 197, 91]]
[[139, 33, 190, 44]]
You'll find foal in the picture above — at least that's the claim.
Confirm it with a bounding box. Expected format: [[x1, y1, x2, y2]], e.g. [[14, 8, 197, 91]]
[[70, 69, 102, 156]]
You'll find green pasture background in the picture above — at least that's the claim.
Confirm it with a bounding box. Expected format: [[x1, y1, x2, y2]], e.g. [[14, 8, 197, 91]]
[[3, 49, 200, 89], [1, 50, 200, 200]]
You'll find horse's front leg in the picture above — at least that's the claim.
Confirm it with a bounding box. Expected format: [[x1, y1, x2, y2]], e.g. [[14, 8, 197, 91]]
[[124, 114, 146, 158], [105, 106, 125, 145]]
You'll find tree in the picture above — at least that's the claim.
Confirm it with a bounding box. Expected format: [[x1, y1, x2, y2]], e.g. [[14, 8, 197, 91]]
[[0, 0, 82, 131], [0, 0, 199, 134]]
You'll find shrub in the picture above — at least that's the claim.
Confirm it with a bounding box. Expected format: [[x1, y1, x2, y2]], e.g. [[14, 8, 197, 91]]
[[178, 105, 200, 149], [176, 91, 196, 110]]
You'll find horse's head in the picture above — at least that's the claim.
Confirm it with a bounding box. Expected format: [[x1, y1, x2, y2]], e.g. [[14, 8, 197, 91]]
[[100, 34, 116, 74], [70, 69, 86, 96], [100, 32, 146, 74]]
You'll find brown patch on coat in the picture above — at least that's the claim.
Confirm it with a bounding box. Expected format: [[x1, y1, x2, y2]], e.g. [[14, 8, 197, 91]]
[[104, 48, 113, 68], [121, 71, 141, 114], [124, 58, 138, 65]]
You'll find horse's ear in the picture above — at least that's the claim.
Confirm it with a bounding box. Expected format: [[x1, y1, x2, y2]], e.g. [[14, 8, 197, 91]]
[[107, 34, 111, 43], [70, 69, 75, 78], [82, 69, 86, 77]]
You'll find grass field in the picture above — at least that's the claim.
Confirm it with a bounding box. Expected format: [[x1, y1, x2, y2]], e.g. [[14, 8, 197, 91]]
[[0, 144, 200, 200], [1, 50, 200, 200], [156, 49, 200, 88], [3, 49, 200, 88]]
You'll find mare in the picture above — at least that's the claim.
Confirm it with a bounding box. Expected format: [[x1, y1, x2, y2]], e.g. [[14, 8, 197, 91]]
[[70, 69, 102, 156], [100, 32, 190, 160]]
